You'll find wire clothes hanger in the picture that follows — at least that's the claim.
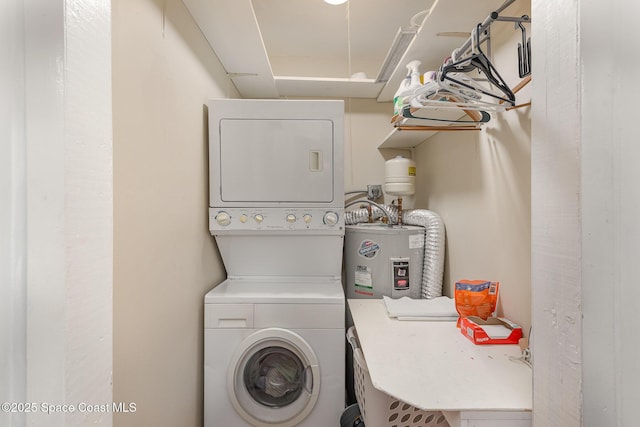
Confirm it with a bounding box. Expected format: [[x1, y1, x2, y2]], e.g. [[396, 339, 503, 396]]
[[438, 24, 516, 107]]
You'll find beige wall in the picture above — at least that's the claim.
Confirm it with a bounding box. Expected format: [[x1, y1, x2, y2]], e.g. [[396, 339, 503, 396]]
[[112, 1, 532, 424], [112, 0, 233, 425], [411, 2, 532, 334], [342, 98, 410, 194]]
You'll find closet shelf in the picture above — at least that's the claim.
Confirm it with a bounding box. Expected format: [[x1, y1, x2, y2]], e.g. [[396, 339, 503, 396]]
[[379, 0, 532, 150], [379, 108, 481, 149], [379, 75, 531, 150], [378, 127, 436, 149]]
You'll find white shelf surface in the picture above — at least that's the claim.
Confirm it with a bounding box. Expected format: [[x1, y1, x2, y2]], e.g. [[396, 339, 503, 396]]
[[275, 76, 385, 99], [348, 299, 532, 412], [182, 0, 278, 98], [378, 127, 436, 149]]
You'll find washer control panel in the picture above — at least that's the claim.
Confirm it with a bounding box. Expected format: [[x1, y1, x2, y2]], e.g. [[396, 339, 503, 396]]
[[210, 208, 344, 232]]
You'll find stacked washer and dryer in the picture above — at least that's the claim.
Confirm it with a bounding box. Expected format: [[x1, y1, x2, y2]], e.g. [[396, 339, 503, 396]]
[[204, 99, 346, 427]]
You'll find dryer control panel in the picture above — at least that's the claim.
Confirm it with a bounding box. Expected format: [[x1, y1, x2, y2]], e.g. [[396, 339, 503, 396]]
[[209, 208, 344, 233]]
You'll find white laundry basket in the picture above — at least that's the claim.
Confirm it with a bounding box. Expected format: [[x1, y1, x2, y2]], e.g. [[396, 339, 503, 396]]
[[346, 327, 449, 427]]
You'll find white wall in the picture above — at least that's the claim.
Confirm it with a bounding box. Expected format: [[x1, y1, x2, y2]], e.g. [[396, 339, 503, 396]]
[[410, 1, 532, 335], [587, 2, 640, 422], [581, 3, 640, 423], [533, 0, 640, 425], [112, 0, 232, 425], [3, 0, 113, 426], [57, 2, 113, 424], [23, 2, 68, 421], [0, 1, 27, 426], [530, 1, 581, 424]]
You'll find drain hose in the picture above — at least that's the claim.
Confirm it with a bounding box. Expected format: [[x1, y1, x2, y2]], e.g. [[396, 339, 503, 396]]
[[345, 206, 445, 299]]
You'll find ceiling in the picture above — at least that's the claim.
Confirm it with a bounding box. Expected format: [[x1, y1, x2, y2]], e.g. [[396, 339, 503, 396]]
[[252, 0, 433, 80], [181, 0, 509, 100]]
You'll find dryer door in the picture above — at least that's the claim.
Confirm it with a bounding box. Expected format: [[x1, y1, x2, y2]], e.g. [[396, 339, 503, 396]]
[[227, 328, 320, 427]]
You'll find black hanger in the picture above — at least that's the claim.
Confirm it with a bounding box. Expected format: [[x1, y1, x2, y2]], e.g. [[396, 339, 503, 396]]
[[517, 18, 531, 78], [440, 24, 516, 106]]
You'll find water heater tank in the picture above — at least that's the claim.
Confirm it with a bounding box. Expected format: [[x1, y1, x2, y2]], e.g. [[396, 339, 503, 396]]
[[384, 156, 416, 196], [344, 223, 424, 299]]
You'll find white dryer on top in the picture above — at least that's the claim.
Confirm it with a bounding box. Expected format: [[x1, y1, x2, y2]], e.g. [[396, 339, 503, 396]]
[[204, 278, 345, 427], [207, 98, 346, 278]]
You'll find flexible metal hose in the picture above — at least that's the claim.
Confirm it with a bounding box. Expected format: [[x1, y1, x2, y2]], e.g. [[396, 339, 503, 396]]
[[344, 200, 396, 224], [402, 209, 445, 299]]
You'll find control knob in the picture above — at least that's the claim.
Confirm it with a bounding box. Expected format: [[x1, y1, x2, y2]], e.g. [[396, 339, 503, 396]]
[[215, 211, 231, 226], [323, 211, 339, 226], [286, 214, 297, 224]]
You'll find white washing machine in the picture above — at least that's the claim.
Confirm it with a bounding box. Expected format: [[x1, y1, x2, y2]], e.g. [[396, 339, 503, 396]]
[[205, 100, 346, 426], [204, 278, 345, 427]]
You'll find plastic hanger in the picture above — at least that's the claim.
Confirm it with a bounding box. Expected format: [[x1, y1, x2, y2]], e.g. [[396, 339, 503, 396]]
[[399, 104, 490, 125], [439, 24, 516, 107], [516, 19, 531, 78]]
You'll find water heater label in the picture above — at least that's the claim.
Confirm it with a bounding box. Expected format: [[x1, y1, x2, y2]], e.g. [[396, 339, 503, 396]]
[[358, 240, 380, 259], [409, 234, 424, 249], [354, 265, 373, 289], [391, 259, 410, 291]]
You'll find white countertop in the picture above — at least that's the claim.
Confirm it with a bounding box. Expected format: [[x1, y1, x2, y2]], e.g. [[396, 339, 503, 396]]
[[348, 299, 532, 412]]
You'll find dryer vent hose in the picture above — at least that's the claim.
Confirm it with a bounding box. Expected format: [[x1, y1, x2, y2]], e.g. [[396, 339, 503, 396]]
[[345, 206, 445, 299]]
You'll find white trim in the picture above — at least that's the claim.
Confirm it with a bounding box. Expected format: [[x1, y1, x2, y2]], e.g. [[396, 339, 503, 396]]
[[23, 0, 113, 425]]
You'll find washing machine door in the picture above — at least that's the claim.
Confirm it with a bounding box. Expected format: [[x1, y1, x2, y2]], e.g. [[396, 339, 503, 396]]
[[227, 328, 320, 427]]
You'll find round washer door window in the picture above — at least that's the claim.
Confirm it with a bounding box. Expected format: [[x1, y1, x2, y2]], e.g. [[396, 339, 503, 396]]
[[228, 328, 320, 427]]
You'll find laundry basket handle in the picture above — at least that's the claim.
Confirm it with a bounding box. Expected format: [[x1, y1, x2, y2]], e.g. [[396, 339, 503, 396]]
[[346, 326, 359, 352]]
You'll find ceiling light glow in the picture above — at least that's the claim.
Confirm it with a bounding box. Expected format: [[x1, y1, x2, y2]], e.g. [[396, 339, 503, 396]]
[[324, 0, 348, 5]]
